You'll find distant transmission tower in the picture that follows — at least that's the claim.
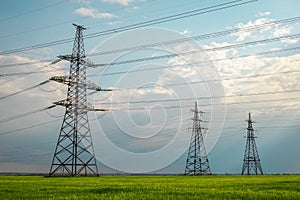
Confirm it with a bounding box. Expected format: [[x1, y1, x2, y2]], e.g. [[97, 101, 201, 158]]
[[49, 24, 108, 176], [184, 102, 211, 175], [241, 113, 263, 175]]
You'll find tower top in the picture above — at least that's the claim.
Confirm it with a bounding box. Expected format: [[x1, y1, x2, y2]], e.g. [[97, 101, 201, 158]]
[[246, 112, 255, 123], [72, 23, 86, 30]]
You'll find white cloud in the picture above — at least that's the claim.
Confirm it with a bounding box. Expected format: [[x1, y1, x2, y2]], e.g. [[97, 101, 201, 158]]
[[201, 13, 300, 108], [280, 38, 299, 44], [257, 11, 271, 17], [132, 6, 139, 10], [74, 7, 116, 19], [228, 14, 299, 48], [107, 20, 122, 26], [0, 53, 68, 154], [180, 29, 191, 35], [0, 54, 66, 100], [71, 0, 92, 5], [230, 17, 272, 41], [270, 22, 298, 44], [168, 56, 189, 66], [219, 14, 300, 86], [273, 27, 291, 37], [204, 39, 300, 109], [101, 0, 135, 6]]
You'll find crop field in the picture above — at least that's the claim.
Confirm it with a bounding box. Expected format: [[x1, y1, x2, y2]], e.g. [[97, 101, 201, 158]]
[[0, 175, 299, 199]]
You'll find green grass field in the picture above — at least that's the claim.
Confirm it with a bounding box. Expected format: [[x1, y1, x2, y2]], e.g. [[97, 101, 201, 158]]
[[0, 175, 299, 199]]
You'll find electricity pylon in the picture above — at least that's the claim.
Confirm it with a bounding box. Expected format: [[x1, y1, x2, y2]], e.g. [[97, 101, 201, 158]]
[[184, 102, 211, 175], [241, 113, 263, 175], [49, 24, 109, 176]]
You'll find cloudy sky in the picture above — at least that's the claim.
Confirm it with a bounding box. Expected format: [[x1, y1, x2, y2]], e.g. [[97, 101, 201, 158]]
[[0, 0, 300, 174]]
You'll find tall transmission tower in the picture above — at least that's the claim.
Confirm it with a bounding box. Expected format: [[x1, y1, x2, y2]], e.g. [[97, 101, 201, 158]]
[[184, 102, 211, 175], [49, 24, 108, 176], [241, 113, 263, 175]]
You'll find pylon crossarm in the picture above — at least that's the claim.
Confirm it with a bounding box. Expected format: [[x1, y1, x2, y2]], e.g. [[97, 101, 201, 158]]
[[50, 75, 113, 92], [80, 58, 94, 67], [53, 99, 71, 107], [57, 54, 95, 67], [89, 108, 110, 112], [58, 55, 74, 61], [190, 108, 205, 113], [50, 75, 69, 83]]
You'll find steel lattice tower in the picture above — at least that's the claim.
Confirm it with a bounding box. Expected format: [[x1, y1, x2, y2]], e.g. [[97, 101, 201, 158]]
[[184, 102, 211, 175], [241, 113, 263, 175], [49, 24, 101, 176]]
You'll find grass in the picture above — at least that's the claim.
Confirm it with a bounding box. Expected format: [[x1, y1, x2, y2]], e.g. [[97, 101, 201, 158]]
[[0, 175, 300, 199]]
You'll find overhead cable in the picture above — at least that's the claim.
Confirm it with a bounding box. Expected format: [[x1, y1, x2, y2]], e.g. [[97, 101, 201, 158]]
[[91, 33, 300, 67], [1, 16, 299, 68], [0, 0, 257, 55], [0, 105, 56, 123]]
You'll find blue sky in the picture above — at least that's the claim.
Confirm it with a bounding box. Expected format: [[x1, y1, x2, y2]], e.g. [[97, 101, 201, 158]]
[[0, 0, 300, 174]]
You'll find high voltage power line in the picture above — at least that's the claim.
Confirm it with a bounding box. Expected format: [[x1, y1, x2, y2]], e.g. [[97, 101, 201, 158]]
[[0, 41, 298, 91], [0, 60, 65, 86], [0, 0, 159, 39], [90, 33, 300, 67], [0, 68, 63, 77], [0, 118, 62, 136], [1, 38, 300, 79], [1, 15, 300, 68], [1, 95, 299, 137], [119, 69, 300, 89], [1, 98, 300, 137], [1, 35, 298, 99], [1, 90, 299, 125], [0, 105, 56, 123], [1, 68, 300, 102], [1, 45, 299, 89], [2, 121, 299, 163], [86, 17, 300, 58], [3, 122, 300, 162], [1, 40, 298, 134], [84, 0, 258, 40], [0, 0, 258, 55], [0, 113, 107, 136], [76, 67, 300, 87], [0, 80, 50, 100], [0, 59, 54, 69], [93, 90, 300, 105]]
